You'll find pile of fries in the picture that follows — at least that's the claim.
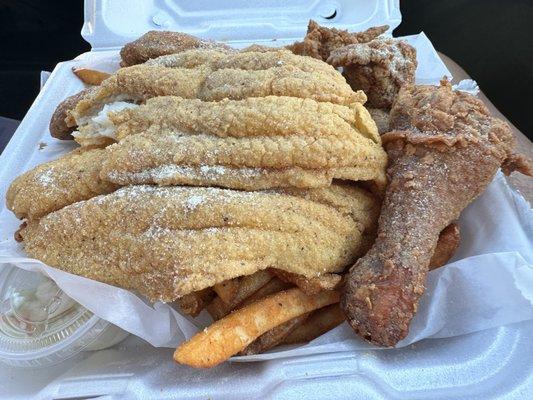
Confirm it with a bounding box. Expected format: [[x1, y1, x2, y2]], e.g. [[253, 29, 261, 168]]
[[173, 269, 345, 368]]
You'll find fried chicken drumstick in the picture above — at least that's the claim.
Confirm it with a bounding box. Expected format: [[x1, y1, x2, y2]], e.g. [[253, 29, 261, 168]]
[[342, 80, 532, 347]]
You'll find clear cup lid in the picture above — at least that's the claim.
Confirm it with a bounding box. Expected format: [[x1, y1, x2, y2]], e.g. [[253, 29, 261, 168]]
[[0, 266, 94, 358]]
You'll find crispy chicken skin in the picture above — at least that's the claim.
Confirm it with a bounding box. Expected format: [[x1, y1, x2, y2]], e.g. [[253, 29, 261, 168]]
[[342, 80, 532, 347], [328, 38, 417, 109], [287, 20, 389, 60], [20, 184, 379, 302], [120, 30, 233, 67], [367, 108, 390, 135], [429, 223, 460, 270]]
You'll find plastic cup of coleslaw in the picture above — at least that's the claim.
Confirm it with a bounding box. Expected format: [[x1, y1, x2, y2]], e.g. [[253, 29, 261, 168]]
[[0, 265, 129, 368]]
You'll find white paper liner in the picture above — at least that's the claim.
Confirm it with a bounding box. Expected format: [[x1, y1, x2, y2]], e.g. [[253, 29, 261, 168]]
[[0, 34, 531, 361], [453, 79, 480, 95]]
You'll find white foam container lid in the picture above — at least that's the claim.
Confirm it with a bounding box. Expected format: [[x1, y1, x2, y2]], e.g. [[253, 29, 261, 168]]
[[0, 0, 531, 398]]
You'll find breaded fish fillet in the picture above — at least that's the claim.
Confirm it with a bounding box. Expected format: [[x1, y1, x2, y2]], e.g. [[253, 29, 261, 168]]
[[69, 63, 363, 129], [146, 48, 343, 80], [68, 50, 366, 145], [20, 185, 378, 301], [49, 88, 96, 140], [6, 147, 117, 220], [97, 96, 387, 190], [108, 95, 379, 142], [120, 30, 234, 67]]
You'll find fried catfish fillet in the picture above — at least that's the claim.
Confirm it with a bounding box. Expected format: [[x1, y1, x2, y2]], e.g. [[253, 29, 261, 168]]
[[96, 95, 386, 190], [120, 30, 234, 67], [20, 184, 379, 302], [68, 64, 363, 133], [6, 146, 117, 220], [342, 80, 532, 347], [146, 48, 343, 79], [49, 88, 97, 139]]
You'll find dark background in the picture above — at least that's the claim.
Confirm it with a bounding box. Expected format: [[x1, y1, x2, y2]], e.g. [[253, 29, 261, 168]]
[[0, 0, 531, 140]]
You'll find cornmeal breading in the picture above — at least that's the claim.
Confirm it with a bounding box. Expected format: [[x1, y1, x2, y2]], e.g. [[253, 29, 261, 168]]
[[120, 30, 234, 67], [69, 63, 363, 124], [96, 96, 376, 142], [96, 96, 386, 190], [20, 185, 378, 301], [6, 146, 117, 220], [147, 48, 343, 79], [68, 50, 366, 140]]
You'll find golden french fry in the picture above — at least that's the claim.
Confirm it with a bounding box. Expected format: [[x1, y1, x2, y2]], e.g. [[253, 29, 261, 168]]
[[239, 313, 309, 355], [429, 223, 460, 270], [270, 268, 342, 295], [207, 270, 274, 319], [239, 277, 292, 307], [213, 278, 241, 304], [72, 67, 111, 85], [206, 295, 229, 320], [283, 303, 345, 344], [231, 270, 273, 305], [176, 288, 215, 317], [208, 277, 291, 320], [174, 288, 340, 368]]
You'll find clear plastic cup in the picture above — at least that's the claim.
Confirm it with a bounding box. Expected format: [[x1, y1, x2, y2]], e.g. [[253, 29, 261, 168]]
[[0, 265, 129, 368]]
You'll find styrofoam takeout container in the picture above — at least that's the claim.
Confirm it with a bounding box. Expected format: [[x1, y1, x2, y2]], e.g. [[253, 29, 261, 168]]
[[0, 0, 531, 398]]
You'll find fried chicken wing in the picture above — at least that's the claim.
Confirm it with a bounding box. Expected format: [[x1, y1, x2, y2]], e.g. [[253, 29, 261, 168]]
[[342, 80, 532, 347], [97, 96, 387, 190], [120, 30, 234, 67], [288, 20, 388, 60], [328, 38, 417, 109], [6, 146, 117, 220], [20, 184, 378, 302]]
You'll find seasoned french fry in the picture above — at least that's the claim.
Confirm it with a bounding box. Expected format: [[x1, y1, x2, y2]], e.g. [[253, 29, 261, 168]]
[[207, 270, 274, 319], [283, 303, 345, 344], [72, 67, 111, 85], [239, 277, 292, 307], [429, 223, 460, 270], [231, 270, 273, 305], [208, 277, 291, 320], [176, 288, 215, 317], [239, 313, 309, 355], [270, 268, 342, 295], [174, 288, 340, 368], [213, 278, 241, 304], [206, 295, 230, 320]]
